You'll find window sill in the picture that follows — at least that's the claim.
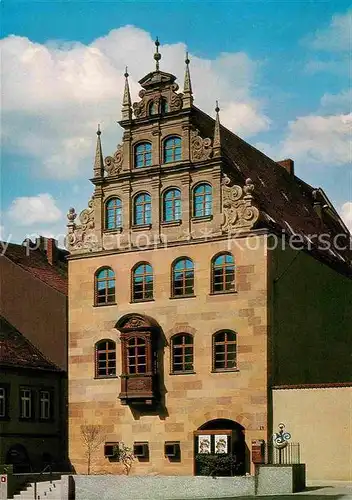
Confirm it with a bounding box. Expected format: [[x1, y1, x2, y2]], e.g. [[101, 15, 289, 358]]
[[211, 369, 239, 374], [209, 290, 237, 296], [169, 294, 196, 300], [19, 417, 36, 422], [161, 220, 182, 227], [191, 215, 213, 223], [0, 416, 10, 421], [170, 371, 196, 376], [104, 227, 123, 234], [94, 375, 118, 380], [131, 298, 155, 303], [39, 417, 55, 423], [131, 224, 152, 231], [93, 302, 117, 308]]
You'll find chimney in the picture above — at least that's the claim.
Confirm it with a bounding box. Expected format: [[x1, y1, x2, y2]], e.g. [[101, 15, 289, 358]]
[[277, 158, 294, 175], [46, 238, 58, 266]]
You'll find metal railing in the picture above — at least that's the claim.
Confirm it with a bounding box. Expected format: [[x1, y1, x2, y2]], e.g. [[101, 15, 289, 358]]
[[33, 463, 52, 499], [265, 442, 300, 465]]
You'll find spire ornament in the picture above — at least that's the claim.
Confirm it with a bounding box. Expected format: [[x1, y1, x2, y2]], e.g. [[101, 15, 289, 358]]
[[213, 101, 221, 157], [183, 51, 193, 108], [121, 67, 132, 120], [93, 124, 104, 178], [154, 37, 161, 71]]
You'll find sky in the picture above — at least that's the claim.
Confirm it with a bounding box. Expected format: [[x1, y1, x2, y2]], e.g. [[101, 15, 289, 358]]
[[0, 0, 351, 245]]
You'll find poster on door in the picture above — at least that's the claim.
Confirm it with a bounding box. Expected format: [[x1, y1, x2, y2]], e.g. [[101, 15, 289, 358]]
[[198, 435, 211, 454], [215, 435, 228, 454]]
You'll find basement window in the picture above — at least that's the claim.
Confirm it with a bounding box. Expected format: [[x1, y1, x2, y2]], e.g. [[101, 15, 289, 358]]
[[164, 441, 180, 459], [133, 442, 149, 459]]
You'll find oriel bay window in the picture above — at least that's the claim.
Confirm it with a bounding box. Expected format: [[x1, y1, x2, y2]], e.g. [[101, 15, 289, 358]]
[[211, 253, 236, 293], [117, 314, 159, 405], [172, 258, 194, 297], [171, 334, 194, 373], [213, 330, 237, 371], [95, 267, 115, 305], [127, 337, 147, 374], [95, 340, 116, 378], [132, 263, 153, 301]]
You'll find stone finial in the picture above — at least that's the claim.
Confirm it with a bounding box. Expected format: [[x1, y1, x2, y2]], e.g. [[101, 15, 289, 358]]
[[154, 37, 161, 71], [93, 125, 104, 178], [213, 101, 221, 157], [121, 67, 132, 121], [67, 207, 77, 225], [183, 51, 193, 108]]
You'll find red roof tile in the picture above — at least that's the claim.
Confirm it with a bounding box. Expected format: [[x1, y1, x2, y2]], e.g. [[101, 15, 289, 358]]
[[2, 243, 68, 295], [0, 316, 61, 371]]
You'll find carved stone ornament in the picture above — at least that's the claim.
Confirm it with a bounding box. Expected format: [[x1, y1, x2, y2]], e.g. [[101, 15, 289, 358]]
[[104, 144, 123, 176], [65, 198, 100, 252], [221, 177, 259, 233], [124, 317, 148, 329], [190, 129, 212, 162]]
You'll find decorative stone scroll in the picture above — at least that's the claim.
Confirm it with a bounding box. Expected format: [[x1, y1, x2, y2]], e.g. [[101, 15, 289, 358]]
[[221, 176, 259, 233], [104, 144, 123, 176], [65, 198, 100, 252], [190, 129, 212, 162]]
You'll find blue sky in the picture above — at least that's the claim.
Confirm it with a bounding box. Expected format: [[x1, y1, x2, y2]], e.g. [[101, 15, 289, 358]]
[[1, 0, 351, 243]]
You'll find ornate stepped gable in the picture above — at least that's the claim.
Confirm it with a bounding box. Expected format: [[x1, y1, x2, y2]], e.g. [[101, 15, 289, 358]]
[[66, 198, 100, 252]]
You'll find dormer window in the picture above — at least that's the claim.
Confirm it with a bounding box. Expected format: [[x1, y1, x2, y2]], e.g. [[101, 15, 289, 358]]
[[135, 142, 152, 168], [149, 101, 158, 116], [164, 136, 181, 163], [161, 98, 169, 114]]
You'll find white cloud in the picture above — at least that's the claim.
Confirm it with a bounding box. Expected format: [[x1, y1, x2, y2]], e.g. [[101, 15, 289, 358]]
[[8, 194, 62, 226], [320, 89, 351, 113], [257, 113, 351, 167], [0, 27, 269, 179], [309, 10, 351, 52], [340, 202, 352, 232]]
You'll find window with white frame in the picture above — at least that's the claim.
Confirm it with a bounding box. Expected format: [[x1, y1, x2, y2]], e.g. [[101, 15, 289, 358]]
[[0, 387, 6, 418], [40, 391, 51, 420], [20, 388, 32, 419]]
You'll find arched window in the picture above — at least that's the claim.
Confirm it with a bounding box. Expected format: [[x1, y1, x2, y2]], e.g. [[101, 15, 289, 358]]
[[95, 267, 115, 305], [149, 101, 158, 116], [132, 263, 153, 301], [193, 183, 212, 217], [135, 142, 152, 168], [134, 193, 151, 225], [172, 258, 194, 297], [164, 136, 182, 163], [161, 98, 169, 114], [105, 197, 122, 230], [171, 333, 194, 373], [163, 188, 182, 222], [127, 337, 147, 374], [211, 253, 236, 293], [95, 339, 116, 378], [213, 331, 237, 371]]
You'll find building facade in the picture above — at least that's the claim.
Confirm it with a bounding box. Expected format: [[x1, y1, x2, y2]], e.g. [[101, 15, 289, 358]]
[[0, 238, 68, 472], [66, 44, 352, 479]]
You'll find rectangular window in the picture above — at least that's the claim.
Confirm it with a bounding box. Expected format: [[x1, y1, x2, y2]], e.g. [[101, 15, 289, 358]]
[[20, 388, 32, 419], [40, 391, 51, 420], [0, 387, 6, 418]]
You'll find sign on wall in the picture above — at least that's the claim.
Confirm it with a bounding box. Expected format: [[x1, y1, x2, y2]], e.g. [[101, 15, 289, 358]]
[[198, 435, 211, 454], [215, 435, 228, 454]]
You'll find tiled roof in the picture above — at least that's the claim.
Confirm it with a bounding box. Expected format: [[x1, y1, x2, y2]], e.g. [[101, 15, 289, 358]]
[[192, 107, 352, 275], [0, 316, 61, 371], [2, 243, 68, 295]]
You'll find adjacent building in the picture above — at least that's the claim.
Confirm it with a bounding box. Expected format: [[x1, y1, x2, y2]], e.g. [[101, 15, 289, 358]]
[[66, 43, 352, 480], [0, 238, 68, 471]]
